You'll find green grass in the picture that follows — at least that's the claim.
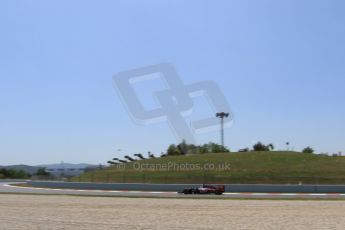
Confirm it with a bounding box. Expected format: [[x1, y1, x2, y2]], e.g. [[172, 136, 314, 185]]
[[70, 151, 345, 184]]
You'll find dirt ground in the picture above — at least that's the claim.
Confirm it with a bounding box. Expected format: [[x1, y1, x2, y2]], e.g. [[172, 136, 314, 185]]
[[1, 194, 345, 230]]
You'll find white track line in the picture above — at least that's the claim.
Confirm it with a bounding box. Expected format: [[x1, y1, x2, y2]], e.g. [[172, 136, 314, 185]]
[[4, 184, 177, 195], [223, 192, 345, 197]]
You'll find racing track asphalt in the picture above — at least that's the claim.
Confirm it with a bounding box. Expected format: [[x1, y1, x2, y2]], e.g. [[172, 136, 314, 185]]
[[1, 182, 345, 199]]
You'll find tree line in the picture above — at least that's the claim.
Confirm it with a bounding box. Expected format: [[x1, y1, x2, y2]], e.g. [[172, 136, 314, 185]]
[[107, 141, 316, 165], [0, 168, 29, 179], [0, 168, 50, 179]]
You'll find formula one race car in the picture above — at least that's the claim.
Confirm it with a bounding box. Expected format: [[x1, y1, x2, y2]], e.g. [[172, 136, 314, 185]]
[[180, 184, 225, 195]]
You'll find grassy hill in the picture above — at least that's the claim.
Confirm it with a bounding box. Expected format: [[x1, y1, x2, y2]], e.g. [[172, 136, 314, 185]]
[[70, 151, 345, 184]]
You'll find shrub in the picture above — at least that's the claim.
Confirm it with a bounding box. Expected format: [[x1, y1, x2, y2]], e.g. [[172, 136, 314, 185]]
[[302, 147, 314, 154]]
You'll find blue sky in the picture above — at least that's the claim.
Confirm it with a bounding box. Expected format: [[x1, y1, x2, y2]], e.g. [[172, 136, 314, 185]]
[[1, 0, 344, 165]]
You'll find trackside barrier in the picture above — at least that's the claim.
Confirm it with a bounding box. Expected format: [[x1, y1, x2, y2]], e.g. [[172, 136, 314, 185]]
[[26, 181, 345, 193]]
